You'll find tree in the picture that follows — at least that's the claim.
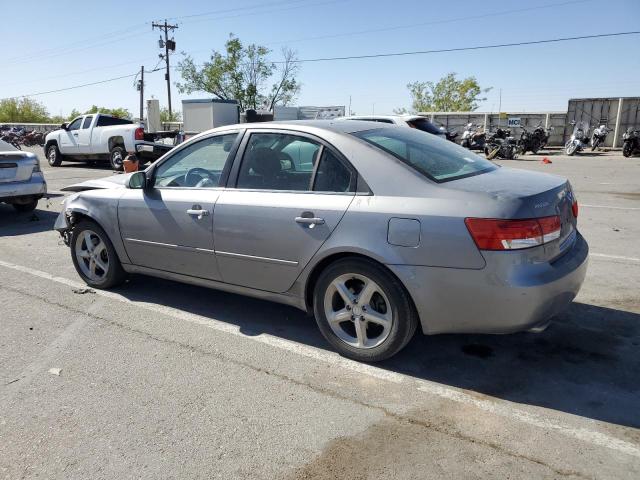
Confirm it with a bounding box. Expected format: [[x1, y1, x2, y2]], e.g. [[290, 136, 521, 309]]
[[160, 107, 182, 123], [396, 73, 491, 113], [176, 34, 301, 112], [82, 105, 132, 119], [0, 98, 50, 123]]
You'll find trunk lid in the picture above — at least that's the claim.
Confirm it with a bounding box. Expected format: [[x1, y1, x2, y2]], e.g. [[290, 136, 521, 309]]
[[446, 167, 577, 260], [0, 151, 38, 184]]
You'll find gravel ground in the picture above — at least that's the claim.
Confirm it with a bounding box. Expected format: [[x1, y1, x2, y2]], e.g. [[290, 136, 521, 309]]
[[0, 145, 639, 479]]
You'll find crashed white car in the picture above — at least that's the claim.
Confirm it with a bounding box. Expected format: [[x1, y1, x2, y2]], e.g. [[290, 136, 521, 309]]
[[0, 139, 47, 212]]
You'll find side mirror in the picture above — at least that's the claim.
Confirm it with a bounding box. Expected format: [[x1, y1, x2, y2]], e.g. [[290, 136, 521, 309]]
[[61, 122, 68, 130], [128, 171, 149, 190]]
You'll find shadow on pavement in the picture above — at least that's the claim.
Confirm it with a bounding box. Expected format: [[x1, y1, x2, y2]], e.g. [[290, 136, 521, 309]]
[[115, 274, 640, 429], [0, 205, 59, 236]]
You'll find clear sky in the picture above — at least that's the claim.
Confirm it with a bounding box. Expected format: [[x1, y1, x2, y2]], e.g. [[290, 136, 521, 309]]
[[1, 0, 639, 119]]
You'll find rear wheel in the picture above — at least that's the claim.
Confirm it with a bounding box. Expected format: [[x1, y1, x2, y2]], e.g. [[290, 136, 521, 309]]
[[70, 220, 126, 289], [12, 200, 38, 212], [313, 258, 418, 362], [46, 144, 62, 166], [109, 146, 126, 171], [622, 142, 633, 157]]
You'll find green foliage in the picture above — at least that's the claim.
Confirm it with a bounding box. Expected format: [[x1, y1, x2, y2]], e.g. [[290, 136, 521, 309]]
[[160, 107, 182, 123], [0, 98, 50, 123], [80, 105, 132, 120], [396, 73, 491, 113], [176, 34, 300, 112]]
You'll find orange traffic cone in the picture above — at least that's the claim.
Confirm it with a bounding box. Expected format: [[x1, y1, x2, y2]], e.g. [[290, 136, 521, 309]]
[[542, 157, 552, 164]]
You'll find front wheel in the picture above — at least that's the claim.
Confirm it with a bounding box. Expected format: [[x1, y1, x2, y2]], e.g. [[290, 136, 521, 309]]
[[565, 141, 578, 156], [623, 142, 633, 157], [313, 258, 418, 362], [109, 146, 126, 171], [46, 144, 62, 166], [485, 146, 500, 160], [70, 220, 126, 289]]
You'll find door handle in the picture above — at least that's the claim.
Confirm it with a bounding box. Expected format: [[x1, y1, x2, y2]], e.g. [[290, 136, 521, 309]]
[[295, 214, 325, 227], [72, 133, 78, 136], [187, 208, 210, 220]]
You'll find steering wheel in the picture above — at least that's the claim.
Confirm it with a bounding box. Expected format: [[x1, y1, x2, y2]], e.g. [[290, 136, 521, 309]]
[[184, 167, 214, 187]]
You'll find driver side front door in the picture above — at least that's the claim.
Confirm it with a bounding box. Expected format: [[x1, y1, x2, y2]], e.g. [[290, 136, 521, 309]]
[[117, 132, 240, 280]]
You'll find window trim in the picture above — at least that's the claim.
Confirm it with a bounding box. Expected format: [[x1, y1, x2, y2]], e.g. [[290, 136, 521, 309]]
[[147, 130, 243, 190], [228, 129, 359, 195]]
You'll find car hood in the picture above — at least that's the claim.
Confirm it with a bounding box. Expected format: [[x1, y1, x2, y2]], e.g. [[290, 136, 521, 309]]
[[61, 173, 133, 192]]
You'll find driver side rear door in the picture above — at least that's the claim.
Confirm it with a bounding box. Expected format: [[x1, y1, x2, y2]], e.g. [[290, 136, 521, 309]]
[[118, 131, 241, 280]]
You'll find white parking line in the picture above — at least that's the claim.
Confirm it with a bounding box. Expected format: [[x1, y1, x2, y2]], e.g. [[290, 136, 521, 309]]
[[0, 258, 639, 458], [590, 253, 640, 262], [582, 204, 640, 211]]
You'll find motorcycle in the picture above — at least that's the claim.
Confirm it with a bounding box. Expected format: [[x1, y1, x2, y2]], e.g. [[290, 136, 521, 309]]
[[622, 127, 640, 157], [21, 130, 46, 147], [565, 120, 590, 156], [461, 123, 486, 150], [484, 127, 518, 160], [533, 122, 553, 150], [441, 126, 459, 142], [0, 132, 22, 149], [591, 124, 612, 151]]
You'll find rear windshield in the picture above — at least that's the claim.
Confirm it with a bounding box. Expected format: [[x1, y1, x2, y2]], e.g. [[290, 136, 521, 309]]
[[406, 118, 442, 135], [353, 127, 497, 183], [96, 116, 132, 127]]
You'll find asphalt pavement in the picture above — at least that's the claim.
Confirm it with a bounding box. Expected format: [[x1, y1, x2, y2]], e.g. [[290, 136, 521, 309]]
[[1, 146, 639, 479]]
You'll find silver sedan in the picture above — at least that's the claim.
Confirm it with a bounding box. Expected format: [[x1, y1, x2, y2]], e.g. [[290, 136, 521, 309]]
[[54, 121, 588, 362]]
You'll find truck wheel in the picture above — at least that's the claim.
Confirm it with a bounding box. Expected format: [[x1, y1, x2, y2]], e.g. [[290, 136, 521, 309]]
[[109, 146, 126, 171], [47, 144, 62, 167]]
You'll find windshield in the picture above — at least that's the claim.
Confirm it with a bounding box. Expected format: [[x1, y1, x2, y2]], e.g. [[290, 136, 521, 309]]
[[353, 127, 497, 183]]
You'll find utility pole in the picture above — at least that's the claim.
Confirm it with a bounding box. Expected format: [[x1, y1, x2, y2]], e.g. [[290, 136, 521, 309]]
[[137, 66, 144, 123], [152, 20, 178, 118]]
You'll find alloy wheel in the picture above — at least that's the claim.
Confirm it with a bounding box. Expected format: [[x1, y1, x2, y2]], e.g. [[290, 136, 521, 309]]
[[74, 230, 110, 282], [323, 273, 393, 349]]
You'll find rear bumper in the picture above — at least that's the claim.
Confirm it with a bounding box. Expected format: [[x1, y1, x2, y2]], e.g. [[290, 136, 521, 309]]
[[389, 232, 589, 335], [0, 174, 47, 201], [135, 142, 173, 162]]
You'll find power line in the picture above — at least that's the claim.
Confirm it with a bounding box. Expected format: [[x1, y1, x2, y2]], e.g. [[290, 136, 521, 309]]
[[0, 73, 140, 101], [266, 0, 591, 46], [274, 31, 640, 63], [166, 0, 316, 21]]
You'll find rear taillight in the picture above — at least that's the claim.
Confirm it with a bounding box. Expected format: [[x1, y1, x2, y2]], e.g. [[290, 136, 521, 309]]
[[571, 199, 579, 218], [465, 216, 561, 251], [134, 127, 145, 140]]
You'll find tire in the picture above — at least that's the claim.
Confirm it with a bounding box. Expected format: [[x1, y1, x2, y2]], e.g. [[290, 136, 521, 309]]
[[530, 139, 541, 154], [313, 258, 418, 362], [46, 144, 62, 166], [109, 146, 126, 171], [622, 142, 633, 158], [12, 200, 38, 212], [591, 139, 599, 151], [565, 142, 578, 156], [486, 146, 500, 160], [70, 220, 126, 289]]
